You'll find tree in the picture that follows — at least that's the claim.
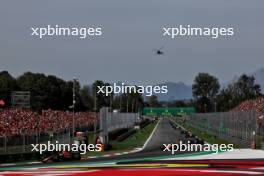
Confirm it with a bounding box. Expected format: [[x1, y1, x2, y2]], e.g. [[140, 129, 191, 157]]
[[234, 74, 261, 100], [216, 87, 233, 112], [129, 90, 144, 112], [192, 73, 220, 112], [16, 72, 81, 111], [0, 71, 17, 106], [148, 95, 159, 107], [217, 74, 262, 111], [167, 100, 191, 107], [92, 80, 110, 111], [80, 85, 94, 111], [17, 72, 47, 110], [121, 91, 144, 113]]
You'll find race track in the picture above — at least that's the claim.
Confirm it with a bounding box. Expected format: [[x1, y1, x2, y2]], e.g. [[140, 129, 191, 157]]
[[0, 118, 263, 175]]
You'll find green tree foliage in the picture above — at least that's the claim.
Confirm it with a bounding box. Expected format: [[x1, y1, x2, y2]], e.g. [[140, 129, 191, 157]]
[[120, 91, 144, 113], [92, 80, 110, 111], [0, 71, 17, 106], [16, 72, 79, 110], [234, 74, 261, 100], [216, 87, 233, 112], [0, 71, 146, 112], [192, 73, 220, 112], [147, 95, 159, 107], [80, 85, 94, 111], [167, 100, 194, 107], [92, 82, 144, 113], [216, 74, 261, 111], [1, 71, 262, 113]]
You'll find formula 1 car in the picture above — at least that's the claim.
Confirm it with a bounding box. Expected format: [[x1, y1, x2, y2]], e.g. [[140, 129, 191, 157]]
[[40, 151, 81, 163]]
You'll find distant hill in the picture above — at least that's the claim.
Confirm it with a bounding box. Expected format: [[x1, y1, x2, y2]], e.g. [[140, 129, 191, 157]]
[[153, 67, 264, 101], [87, 82, 193, 101], [90, 68, 264, 102], [151, 82, 192, 101]]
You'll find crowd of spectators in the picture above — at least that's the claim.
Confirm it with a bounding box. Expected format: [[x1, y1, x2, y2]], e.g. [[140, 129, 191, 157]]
[[232, 97, 264, 126], [0, 108, 97, 137]]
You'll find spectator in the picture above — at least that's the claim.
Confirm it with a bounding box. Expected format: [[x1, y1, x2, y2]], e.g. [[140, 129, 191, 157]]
[[0, 108, 98, 137], [232, 97, 264, 127]]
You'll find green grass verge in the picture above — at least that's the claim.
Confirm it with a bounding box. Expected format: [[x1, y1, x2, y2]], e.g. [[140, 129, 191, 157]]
[[1, 122, 157, 159], [110, 122, 157, 150], [256, 135, 264, 149], [170, 118, 240, 148], [83, 121, 157, 157]]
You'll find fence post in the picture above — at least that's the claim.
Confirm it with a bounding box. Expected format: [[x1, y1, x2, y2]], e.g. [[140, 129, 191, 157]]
[[93, 113, 97, 144], [36, 134, 38, 145], [4, 135, 7, 153], [68, 130, 71, 144], [23, 134, 25, 152], [100, 107, 108, 145]]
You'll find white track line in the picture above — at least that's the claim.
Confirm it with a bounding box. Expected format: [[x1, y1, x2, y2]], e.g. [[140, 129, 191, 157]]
[[142, 120, 160, 150]]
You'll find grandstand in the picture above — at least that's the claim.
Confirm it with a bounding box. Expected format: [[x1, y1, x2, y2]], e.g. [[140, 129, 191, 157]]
[[232, 97, 264, 126], [0, 109, 97, 137], [0, 108, 98, 154]]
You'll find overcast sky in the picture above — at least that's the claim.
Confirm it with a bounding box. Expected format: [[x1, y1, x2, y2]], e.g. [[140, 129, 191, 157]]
[[0, 0, 263, 86]]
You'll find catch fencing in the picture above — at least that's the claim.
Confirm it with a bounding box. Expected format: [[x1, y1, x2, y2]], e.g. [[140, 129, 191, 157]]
[[99, 107, 140, 144], [106, 112, 139, 131], [0, 108, 141, 154], [0, 119, 97, 155], [0, 130, 72, 154], [188, 111, 262, 147]]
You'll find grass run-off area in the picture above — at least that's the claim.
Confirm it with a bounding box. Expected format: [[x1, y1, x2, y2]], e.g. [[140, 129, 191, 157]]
[[169, 118, 241, 148], [84, 121, 157, 157]]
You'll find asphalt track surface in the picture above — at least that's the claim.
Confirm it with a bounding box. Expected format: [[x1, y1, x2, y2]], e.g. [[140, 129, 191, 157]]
[[0, 119, 189, 168], [86, 118, 191, 162], [143, 118, 182, 151], [1, 119, 264, 175]]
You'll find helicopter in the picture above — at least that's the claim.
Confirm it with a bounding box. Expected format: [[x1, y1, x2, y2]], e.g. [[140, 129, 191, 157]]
[[154, 46, 164, 55]]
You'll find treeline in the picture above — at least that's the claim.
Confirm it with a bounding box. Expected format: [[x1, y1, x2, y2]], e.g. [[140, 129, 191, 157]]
[[192, 73, 262, 112], [0, 70, 262, 113], [143, 73, 262, 113], [0, 71, 144, 112]]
